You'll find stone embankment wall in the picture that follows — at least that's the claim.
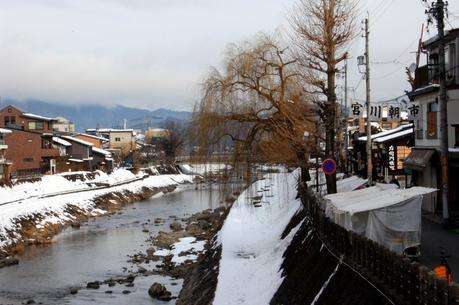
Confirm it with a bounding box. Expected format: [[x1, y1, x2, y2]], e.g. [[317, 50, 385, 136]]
[[271, 209, 392, 305]]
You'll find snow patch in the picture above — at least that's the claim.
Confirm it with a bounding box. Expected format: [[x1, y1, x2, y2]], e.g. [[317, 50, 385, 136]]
[[154, 237, 206, 265]]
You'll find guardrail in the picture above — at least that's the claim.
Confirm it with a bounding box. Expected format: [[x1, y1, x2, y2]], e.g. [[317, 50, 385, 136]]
[[300, 184, 459, 305]]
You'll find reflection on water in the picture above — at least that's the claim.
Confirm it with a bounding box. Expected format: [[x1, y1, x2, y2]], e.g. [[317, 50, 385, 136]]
[[0, 185, 232, 305]]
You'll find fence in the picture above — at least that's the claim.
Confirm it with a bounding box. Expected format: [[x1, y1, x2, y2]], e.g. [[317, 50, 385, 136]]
[[299, 184, 459, 305]]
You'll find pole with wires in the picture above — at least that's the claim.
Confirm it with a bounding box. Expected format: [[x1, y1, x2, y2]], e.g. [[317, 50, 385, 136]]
[[364, 17, 372, 185], [344, 59, 349, 175]]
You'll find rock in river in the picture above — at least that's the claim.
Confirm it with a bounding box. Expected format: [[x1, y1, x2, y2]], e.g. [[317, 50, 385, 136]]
[[86, 281, 100, 289], [148, 282, 172, 301], [170, 221, 183, 232]]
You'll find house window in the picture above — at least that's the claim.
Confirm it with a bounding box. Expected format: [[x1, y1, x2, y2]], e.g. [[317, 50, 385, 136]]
[[115, 137, 121, 142], [28, 121, 44, 130], [397, 146, 412, 169], [446, 43, 456, 82], [427, 102, 438, 139], [455, 126, 459, 147], [4, 116, 16, 126], [429, 53, 440, 83]]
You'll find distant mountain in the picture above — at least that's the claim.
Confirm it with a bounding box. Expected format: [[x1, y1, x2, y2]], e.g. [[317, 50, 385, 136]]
[[0, 99, 192, 132]]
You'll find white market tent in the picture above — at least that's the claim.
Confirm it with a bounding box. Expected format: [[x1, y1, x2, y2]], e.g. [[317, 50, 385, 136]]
[[336, 176, 368, 193], [324, 184, 437, 254]]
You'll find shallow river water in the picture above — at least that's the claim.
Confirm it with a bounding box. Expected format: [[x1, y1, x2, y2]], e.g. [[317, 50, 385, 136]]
[[0, 185, 227, 305]]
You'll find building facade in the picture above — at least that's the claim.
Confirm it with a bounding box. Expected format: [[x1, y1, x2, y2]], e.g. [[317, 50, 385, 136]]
[[53, 116, 75, 133], [405, 28, 459, 213]]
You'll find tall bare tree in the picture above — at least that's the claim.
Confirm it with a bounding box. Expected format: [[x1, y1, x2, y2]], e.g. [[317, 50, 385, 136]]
[[290, 0, 356, 193], [194, 34, 316, 183]]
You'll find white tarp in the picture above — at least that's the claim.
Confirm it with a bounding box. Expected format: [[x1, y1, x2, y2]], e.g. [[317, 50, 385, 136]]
[[336, 176, 368, 193], [324, 185, 437, 253]]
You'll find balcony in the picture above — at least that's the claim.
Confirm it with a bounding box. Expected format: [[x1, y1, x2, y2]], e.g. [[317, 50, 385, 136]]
[[414, 65, 430, 89], [41, 148, 60, 158]]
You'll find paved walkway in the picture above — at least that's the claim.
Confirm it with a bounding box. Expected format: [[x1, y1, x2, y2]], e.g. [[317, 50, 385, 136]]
[[420, 216, 459, 282]]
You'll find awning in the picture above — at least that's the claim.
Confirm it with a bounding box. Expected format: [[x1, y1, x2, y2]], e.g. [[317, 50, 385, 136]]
[[403, 148, 435, 170]]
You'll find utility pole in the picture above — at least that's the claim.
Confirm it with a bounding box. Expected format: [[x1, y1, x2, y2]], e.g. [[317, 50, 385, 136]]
[[364, 17, 372, 185], [344, 59, 349, 175], [425, 0, 449, 222]]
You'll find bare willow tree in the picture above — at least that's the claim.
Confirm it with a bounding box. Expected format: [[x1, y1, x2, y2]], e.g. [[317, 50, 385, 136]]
[[193, 33, 316, 183], [290, 0, 357, 194]]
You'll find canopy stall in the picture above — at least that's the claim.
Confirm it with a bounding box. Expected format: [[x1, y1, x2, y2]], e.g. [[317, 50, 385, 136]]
[[324, 185, 437, 254], [336, 176, 368, 193]]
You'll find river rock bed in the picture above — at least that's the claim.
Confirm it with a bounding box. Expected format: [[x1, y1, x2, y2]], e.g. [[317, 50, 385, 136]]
[[119, 206, 230, 301]]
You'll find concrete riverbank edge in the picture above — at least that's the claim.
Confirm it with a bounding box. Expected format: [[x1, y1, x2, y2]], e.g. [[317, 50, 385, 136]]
[[0, 174, 194, 265]]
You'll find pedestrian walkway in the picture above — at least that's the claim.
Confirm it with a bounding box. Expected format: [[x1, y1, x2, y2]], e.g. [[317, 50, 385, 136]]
[[420, 215, 459, 282]]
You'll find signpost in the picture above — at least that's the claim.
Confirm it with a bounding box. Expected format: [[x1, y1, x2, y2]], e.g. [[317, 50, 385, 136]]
[[322, 159, 337, 175]]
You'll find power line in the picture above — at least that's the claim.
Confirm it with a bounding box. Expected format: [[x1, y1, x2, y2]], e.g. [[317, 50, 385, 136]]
[[370, 0, 396, 28]]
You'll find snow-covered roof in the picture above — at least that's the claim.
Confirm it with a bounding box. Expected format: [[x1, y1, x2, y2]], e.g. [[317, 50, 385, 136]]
[[86, 128, 134, 133], [373, 128, 413, 143], [61, 136, 94, 147], [22, 112, 57, 121], [68, 158, 83, 163], [358, 123, 413, 141], [0, 128, 12, 134], [53, 137, 72, 147], [76, 133, 109, 142], [92, 146, 112, 156]]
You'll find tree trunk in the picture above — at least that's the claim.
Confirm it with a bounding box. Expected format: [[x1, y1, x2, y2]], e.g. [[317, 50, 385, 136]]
[[296, 149, 310, 185]]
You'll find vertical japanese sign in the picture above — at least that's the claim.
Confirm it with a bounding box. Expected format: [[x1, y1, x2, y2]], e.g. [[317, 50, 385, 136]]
[[388, 145, 396, 171]]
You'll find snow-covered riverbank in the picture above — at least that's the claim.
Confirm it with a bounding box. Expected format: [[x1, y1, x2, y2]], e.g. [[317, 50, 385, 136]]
[[0, 169, 195, 256], [212, 169, 303, 305], [177, 169, 303, 305]]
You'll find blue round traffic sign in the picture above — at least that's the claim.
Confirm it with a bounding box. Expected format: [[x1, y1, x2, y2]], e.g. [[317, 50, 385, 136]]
[[322, 159, 337, 175]]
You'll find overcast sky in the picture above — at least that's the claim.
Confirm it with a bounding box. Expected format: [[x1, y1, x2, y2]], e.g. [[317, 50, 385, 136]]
[[0, 0, 458, 110]]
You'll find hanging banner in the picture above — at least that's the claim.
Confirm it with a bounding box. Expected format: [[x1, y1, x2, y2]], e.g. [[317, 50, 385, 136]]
[[350, 101, 364, 119], [388, 145, 396, 171], [386, 104, 401, 122], [368, 105, 382, 121], [407, 102, 421, 120]]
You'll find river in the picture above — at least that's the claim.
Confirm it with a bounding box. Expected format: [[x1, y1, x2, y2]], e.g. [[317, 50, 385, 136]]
[[0, 185, 228, 305]]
